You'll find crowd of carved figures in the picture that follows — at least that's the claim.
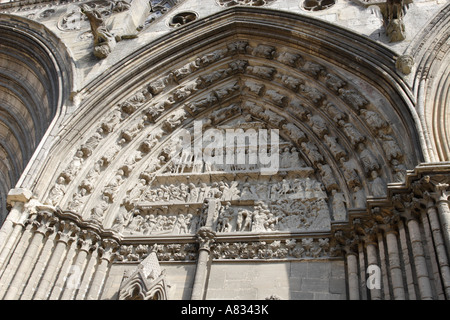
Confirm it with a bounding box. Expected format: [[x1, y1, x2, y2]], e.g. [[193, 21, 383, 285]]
[[137, 176, 326, 205], [164, 144, 306, 174], [45, 38, 408, 231], [116, 181, 331, 235], [5, 172, 448, 300]]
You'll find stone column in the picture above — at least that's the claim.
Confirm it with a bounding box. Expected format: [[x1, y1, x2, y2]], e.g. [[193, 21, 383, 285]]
[[425, 195, 450, 298], [377, 232, 390, 300], [0, 203, 27, 273], [21, 232, 57, 300], [385, 230, 405, 299], [191, 226, 216, 300], [34, 221, 79, 300], [60, 230, 99, 300], [407, 217, 433, 300], [357, 242, 367, 300], [0, 189, 32, 254], [3, 211, 55, 300], [86, 239, 119, 300], [433, 183, 450, 259], [420, 209, 445, 299], [0, 190, 33, 272], [398, 220, 416, 299], [365, 241, 381, 300], [0, 219, 35, 296], [48, 240, 79, 300], [346, 252, 360, 300], [75, 248, 99, 300]]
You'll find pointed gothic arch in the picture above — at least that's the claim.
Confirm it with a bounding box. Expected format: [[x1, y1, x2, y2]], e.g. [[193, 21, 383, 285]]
[[0, 14, 73, 224], [33, 7, 423, 242], [2, 4, 449, 301], [409, 2, 450, 162]]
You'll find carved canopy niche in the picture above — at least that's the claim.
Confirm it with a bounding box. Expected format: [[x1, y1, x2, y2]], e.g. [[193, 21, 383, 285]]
[[119, 249, 169, 300], [38, 7, 423, 246]]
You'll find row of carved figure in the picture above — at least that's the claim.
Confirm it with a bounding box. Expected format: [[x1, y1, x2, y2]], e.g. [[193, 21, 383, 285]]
[[137, 177, 326, 205], [115, 198, 331, 235], [166, 145, 306, 174]]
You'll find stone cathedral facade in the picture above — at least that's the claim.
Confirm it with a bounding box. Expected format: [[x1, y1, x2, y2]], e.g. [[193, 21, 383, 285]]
[[0, 0, 449, 300]]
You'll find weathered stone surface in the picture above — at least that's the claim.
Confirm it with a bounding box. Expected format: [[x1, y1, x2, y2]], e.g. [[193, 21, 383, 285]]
[[0, 0, 449, 301]]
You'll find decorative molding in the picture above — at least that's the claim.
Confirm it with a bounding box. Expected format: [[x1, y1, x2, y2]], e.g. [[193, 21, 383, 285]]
[[44, 38, 413, 228]]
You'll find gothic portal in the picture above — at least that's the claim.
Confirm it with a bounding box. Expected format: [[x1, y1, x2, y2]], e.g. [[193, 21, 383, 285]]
[[0, 0, 449, 300]]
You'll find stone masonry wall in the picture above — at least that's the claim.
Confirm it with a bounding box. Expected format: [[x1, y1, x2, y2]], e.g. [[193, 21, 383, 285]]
[[206, 260, 346, 300], [101, 260, 345, 300]]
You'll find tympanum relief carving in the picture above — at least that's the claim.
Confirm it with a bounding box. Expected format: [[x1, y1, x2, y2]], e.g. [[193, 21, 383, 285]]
[[44, 39, 414, 242]]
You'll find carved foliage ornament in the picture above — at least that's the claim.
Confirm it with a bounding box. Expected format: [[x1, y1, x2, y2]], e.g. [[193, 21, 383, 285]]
[[117, 238, 332, 262]]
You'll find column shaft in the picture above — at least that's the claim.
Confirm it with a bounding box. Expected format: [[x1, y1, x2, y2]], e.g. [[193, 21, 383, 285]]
[[436, 199, 450, 259], [366, 243, 381, 300], [49, 241, 78, 300], [407, 218, 433, 300], [398, 220, 416, 299], [427, 204, 450, 298], [3, 231, 45, 300], [346, 253, 360, 300], [191, 249, 210, 300], [33, 240, 68, 300], [386, 232, 405, 300], [21, 233, 56, 299], [60, 249, 89, 300], [86, 258, 109, 300]]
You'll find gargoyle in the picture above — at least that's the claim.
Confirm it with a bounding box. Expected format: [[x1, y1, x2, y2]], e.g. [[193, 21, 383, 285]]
[[351, 0, 413, 42], [80, 4, 116, 59]]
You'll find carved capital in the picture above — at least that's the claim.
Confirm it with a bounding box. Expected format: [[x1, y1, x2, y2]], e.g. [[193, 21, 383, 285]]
[[370, 206, 400, 234], [56, 220, 80, 244], [422, 191, 438, 209], [98, 239, 120, 262], [434, 183, 450, 202], [33, 210, 57, 236], [333, 230, 359, 256], [77, 230, 100, 253], [196, 227, 217, 252], [6, 188, 33, 205]]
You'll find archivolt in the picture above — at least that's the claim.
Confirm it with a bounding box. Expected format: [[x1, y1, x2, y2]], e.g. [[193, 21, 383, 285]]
[[39, 7, 423, 233], [409, 2, 450, 162], [0, 15, 73, 223]]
